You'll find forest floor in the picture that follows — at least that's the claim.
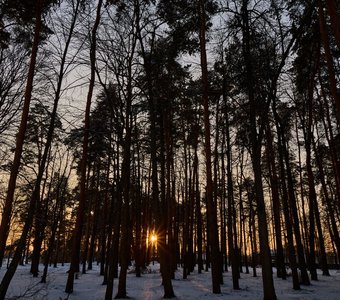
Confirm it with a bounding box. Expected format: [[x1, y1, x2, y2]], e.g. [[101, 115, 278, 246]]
[[1, 262, 340, 299]]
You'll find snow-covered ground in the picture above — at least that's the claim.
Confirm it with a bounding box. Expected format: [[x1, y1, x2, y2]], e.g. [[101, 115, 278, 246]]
[[1, 263, 339, 299]]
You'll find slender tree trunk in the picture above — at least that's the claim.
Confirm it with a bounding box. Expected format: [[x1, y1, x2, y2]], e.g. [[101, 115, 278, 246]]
[[225, 108, 239, 289], [115, 35, 135, 298], [241, 1, 276, 298], [65, 0, 102, 293], [182, 134, 189, 279], [306, 132, 318, 281], [100, 140, 112, 277], [30, 155, 53, 277], [281, 123, 310, 285], [135, 1, 175, 296], [198, 0, 221, 293], [265, 125, 286, 279], [238, 149, 247, 274], [41, 168, 69, 283], [104, 176, 122, 299], [313, 130, 340, 265], [247, 189, 257, 278], [194, 143, 203, 273], [303, 47, 319, 281], [274, 106, 300, 290], [213, 101, 223, 283], [87, 207, 98, 270], [295, 114, 310, 258], [164, 105, 175, 279], [220, 124, 227, 273]]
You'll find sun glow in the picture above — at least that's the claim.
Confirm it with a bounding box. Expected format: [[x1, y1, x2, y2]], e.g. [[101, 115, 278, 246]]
[[150, 233, 157, 244]]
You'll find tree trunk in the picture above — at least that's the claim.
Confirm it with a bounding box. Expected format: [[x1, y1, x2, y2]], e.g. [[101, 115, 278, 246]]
[[65, 0, 103, 293], [135, 1, 175, 296], [241, 1, 276, 298], [225, 107, 239, 289], [115, 38, 135, 297], [104, 180, 122, 299], [324, 0, 340, 55], [247, 189, 257, 278], [194, 144, 203, 273], [198, 0, 221, 293], [313, 129, 340, 266], [0, 0, 43, 268], [318, 0, 340, 123], [281, 125, 310, 285], [274, 106, 300, 290], [318, 78, 340, 211], [265, 125, 286, 279], [41, 169, 68, 283]]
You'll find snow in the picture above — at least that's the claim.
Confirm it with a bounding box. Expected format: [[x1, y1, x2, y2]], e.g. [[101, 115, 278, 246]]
[[1, 263, 340, 299]]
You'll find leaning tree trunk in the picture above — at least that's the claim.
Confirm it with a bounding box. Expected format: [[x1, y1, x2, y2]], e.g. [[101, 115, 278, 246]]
[[0, 0, 43, 268]]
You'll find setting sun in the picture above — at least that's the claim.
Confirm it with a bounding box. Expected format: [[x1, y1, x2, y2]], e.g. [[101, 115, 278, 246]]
[[150, 234, 157, 244]]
